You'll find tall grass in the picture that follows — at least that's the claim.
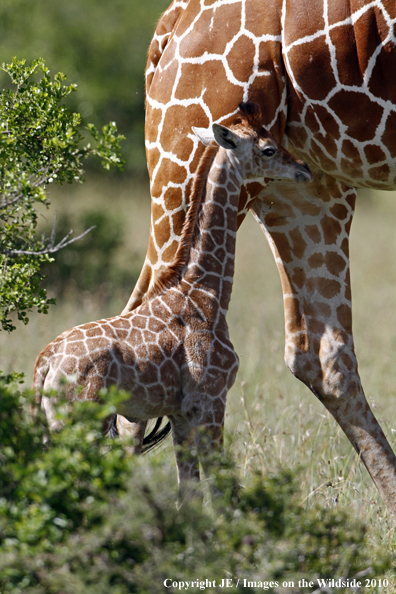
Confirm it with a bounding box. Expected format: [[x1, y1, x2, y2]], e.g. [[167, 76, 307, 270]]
[[1, 179, 396, 569]]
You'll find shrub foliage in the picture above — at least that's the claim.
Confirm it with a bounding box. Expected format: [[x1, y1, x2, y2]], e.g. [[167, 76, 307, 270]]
[[0, 59, 124, 331], [0, 378, 392, 594]]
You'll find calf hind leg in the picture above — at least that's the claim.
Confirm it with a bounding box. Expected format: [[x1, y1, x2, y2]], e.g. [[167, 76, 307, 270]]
[[170, 410, 225, 486]]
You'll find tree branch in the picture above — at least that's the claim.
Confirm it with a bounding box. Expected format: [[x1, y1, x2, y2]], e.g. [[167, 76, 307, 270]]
[[0, 224, 96, 257]]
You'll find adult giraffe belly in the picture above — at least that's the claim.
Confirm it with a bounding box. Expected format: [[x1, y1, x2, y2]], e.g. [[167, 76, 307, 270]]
[[283, 0, 396, 189]]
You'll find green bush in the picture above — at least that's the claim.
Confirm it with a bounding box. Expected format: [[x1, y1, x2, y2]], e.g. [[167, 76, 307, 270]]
[[0, 58, 124, 331], [0, 378, 392, 594]]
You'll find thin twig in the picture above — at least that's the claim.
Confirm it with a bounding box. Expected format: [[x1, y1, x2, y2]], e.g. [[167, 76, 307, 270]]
[[1, 225, 96, 257]]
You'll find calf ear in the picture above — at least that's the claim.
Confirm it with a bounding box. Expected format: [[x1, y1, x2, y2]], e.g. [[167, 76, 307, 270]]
[[212, 124, 241, 150], [192, 126, 215, 146]]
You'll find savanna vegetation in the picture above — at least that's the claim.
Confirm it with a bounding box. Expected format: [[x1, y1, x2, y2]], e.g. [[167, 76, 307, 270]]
[[1, 2, 396, 592]]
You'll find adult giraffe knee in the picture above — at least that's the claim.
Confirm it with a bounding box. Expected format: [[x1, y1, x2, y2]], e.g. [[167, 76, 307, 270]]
[[287, 334, 396, 526]]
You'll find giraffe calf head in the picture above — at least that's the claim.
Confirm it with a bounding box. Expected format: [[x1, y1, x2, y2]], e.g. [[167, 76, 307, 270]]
[[193, 101, 313, 184]]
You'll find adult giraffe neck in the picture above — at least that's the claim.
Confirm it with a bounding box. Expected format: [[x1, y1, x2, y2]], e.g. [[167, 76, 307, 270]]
[[142, 142, 219, 302]]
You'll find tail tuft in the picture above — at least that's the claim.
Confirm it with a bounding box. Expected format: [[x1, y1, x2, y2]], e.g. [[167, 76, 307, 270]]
[[107, 414, 119, 439], [142, 417, 171, 453]]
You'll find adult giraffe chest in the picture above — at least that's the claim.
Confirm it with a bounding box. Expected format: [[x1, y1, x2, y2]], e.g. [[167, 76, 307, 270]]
[[285, 0, 396, 189]]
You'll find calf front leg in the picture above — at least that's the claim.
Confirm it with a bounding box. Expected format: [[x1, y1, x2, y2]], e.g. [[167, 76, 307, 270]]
[[170, 415, 201, 488]]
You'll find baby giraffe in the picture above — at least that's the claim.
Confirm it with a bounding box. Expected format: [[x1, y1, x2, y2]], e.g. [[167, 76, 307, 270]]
[[33, 102, 312, 486]]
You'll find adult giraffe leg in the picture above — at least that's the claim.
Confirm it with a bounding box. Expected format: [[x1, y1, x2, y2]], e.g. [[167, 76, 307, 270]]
[[251, 170, 396, 523]]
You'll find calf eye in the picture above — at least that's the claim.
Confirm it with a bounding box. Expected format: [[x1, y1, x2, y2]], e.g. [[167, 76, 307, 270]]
[[262, 146, 277, 158]]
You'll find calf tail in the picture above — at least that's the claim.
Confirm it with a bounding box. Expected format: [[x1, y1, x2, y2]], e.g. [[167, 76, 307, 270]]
[[107, 414, 119, 438], [142, 417, 171, 453]]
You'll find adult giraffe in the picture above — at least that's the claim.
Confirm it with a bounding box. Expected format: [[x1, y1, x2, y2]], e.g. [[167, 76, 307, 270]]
[[122, 0, 396, 523]]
